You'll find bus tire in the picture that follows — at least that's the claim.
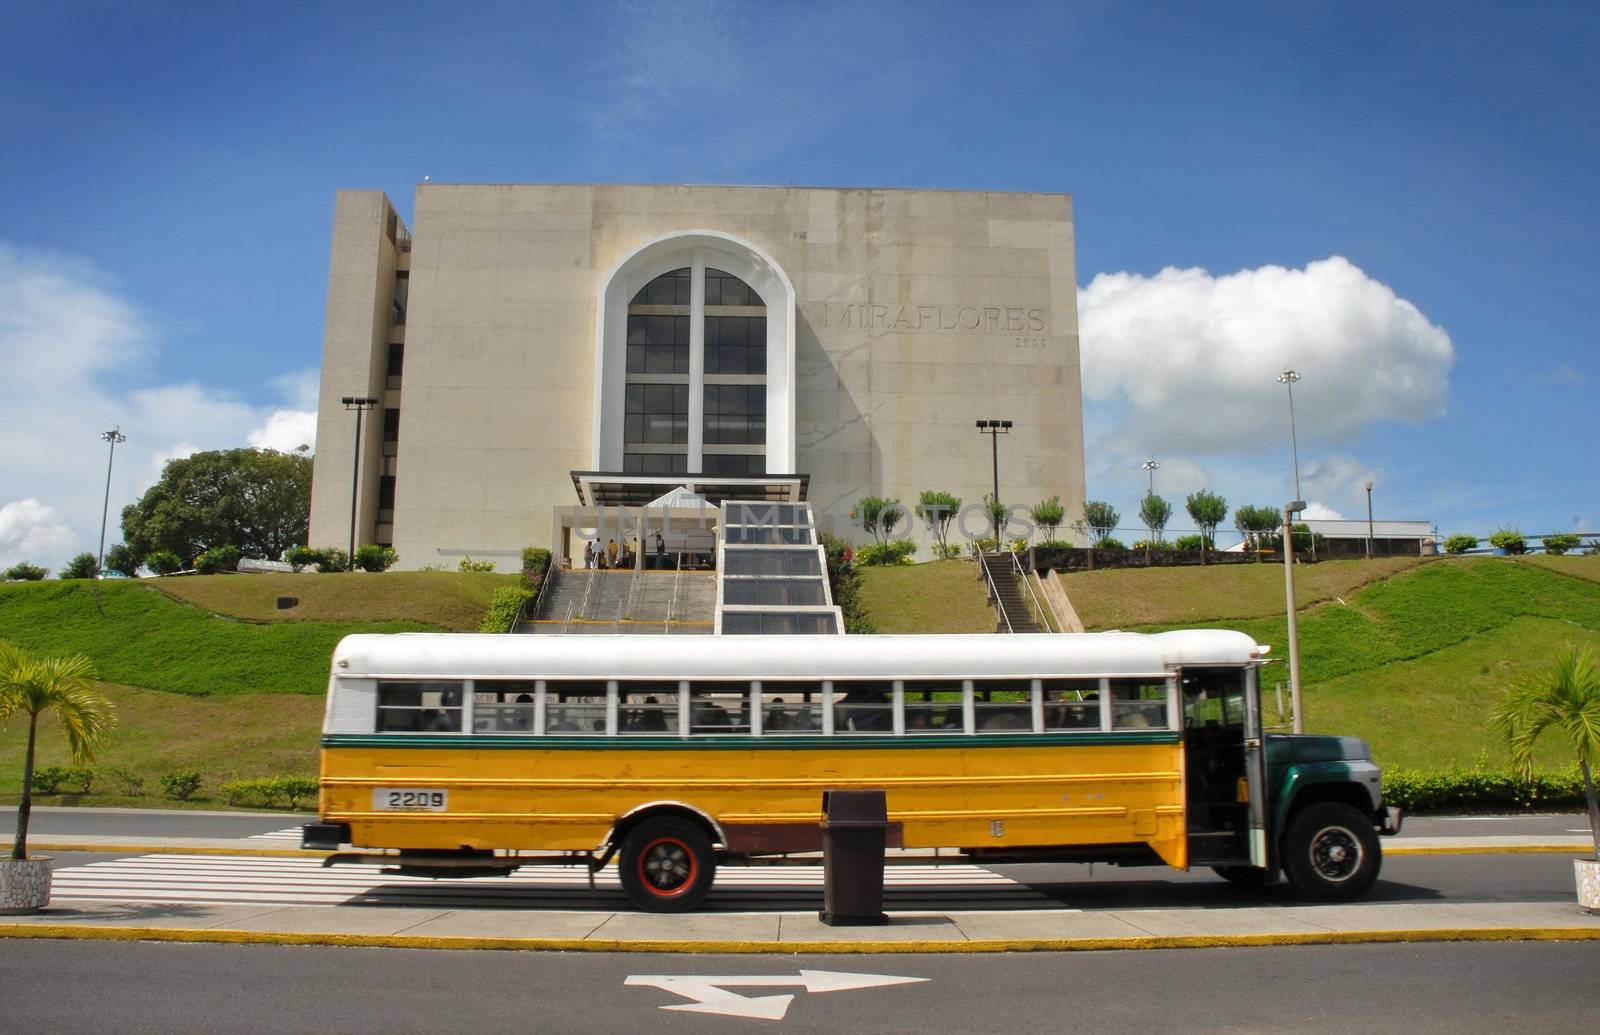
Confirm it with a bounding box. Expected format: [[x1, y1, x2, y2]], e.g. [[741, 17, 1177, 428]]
[[1282, 802, 1380, 901], [618, 816, 717, 912], [1211, 865, 1278, 889]]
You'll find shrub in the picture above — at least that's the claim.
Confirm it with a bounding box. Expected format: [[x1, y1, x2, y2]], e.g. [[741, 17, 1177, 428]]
[[1131, 539, 1172, 551], [145, 550, 183, 575], [60, 552, 99, 579], [31, 765, 70, 794], [1541, 533, 1581, 555], [479, 586, 534, 633], [1487, 527, 1527, 555], [1008, 537, 1030, 554], [821, 535, 874, 634], [855, 540, 917, 566], [1443, 534, 1479, 555], [1035, 539, 1073, 551], [932, 542, 963, 559], [1097, 537, 1128, 552], [65, 765, 97, 793], [1383, 767, 1586, 813], [316, 548, 350, 573], [103, 543, 140, 577], [283, 545, 321, 568], [850, 496, 905, 544], [194, 544, 242, 574], [218, 775, 319, 810], [107, 765, 146, 796], [1173, 534, 1204, 551], [160, 769, 203, 801], [354, 544, 398, 572], [520, 546, 553, 593], [971, 536, 999, 553], [4, 562, 47, 581], [458, 556, 496, 573]]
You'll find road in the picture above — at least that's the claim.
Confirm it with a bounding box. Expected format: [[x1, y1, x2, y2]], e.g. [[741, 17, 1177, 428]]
[[3, 938, 1595, 1033]]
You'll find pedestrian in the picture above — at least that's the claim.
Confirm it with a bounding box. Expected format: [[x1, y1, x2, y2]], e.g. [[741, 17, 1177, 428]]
[[583, 540, 594, 570], [606, 538, 618, 566], [654, 531, 666, 570]]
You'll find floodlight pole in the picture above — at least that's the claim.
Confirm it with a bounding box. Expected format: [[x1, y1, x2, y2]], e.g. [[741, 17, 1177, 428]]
[[97, 427, 127, 578], [975, 419, 1012, 545], [1142, 457, 1160, 496], [1365, 480, 1374, 558], [1278, 369, 1303, 502], [341, 396, 379, 572], [1283, 498, 1307, 733]]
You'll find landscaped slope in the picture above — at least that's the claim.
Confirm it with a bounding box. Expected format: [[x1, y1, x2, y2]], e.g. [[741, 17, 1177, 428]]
[[154, 570, 515, 630], [857, 559, 997, 633], [0, 579, 432, 696]]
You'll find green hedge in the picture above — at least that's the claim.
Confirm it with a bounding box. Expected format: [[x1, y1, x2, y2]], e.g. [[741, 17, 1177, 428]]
[[479, 586, 534, 633], [1382, 766, 1588, 812], [218, 776, 319, 810]]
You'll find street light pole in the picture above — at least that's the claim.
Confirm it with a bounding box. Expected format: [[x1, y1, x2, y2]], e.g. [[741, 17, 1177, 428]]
[[97, 427, 127, 578], [1277, 369, 1303, 502], [341, 396, 379, 572], [1365, 480, 1374, 559], [1283, 498, 1307, 733], [975, 419, 1013, 546]]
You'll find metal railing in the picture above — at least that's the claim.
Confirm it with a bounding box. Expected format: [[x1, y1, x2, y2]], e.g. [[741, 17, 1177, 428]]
[[977, 550, 1013, 634], [1007, 551, 1050, 632]]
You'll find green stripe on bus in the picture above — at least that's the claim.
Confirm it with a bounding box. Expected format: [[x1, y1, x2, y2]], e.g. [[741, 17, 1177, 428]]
[[320, 731, 1183, 750]]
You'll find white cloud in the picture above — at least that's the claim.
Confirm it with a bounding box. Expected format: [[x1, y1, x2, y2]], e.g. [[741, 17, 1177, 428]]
[[0, 499, 80, 571], [1078, 256, 1454, 455], [1301, 503, 1346, 520], [0, 241, 319, 571]]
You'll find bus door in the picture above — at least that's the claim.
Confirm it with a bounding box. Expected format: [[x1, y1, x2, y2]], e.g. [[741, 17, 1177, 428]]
[[1180, 666, 1268, 867]]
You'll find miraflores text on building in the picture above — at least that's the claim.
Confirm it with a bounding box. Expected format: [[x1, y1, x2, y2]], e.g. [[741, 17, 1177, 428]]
[[308, 183, 1087, 569]]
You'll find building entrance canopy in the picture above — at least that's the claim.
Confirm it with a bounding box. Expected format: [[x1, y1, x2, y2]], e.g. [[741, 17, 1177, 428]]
[[569, 470, 807, 508]]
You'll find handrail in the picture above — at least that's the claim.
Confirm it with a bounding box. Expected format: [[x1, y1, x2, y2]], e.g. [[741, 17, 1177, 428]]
[[1009, 551, 1050, 632], [978, 551, 1013, 634], [571, 569, 597, 633], [667, 566, 681, 631], [525, 560, 557, 624]]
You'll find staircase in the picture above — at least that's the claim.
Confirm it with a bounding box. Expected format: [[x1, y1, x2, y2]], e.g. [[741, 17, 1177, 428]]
[[980, 552, 1044, 633], [514, 567, 715, 634]]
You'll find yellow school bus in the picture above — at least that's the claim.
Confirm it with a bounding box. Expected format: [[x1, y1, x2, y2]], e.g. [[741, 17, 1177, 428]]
[[306, 630, 1397, 911]]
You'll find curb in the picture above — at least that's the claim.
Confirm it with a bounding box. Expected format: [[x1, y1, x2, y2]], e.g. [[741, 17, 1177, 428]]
[[1385, 845, 1589, 856], [11, 844, 330, 860], [1, 923, 1597, 954]]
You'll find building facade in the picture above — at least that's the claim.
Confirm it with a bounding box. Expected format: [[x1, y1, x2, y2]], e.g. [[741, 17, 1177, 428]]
[[308, 183, 1086, 569]]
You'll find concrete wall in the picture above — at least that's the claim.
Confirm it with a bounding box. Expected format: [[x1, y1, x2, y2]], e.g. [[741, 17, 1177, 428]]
[[313, 183, 1084, 569]]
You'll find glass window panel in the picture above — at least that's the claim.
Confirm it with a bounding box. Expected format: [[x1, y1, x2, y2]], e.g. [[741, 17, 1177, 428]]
[[376, 680, 464, 733], [759, 683, 823, 734], [626, 345, 645, 374], [645, 346, 674, 373], [619, 683, 680, 736], [627, 315, 648, 345], [902, 681, 963, 734], [1043, 678, 1102, 730], [625, 384, 644, 411], [644, 384, 673, 411], [972, 679, 1033, 733], [834, 683, 892, 734], [723, 579, 827, 606], [1110, 678, 1170, 730], [645, 314, 672, 343], [472, 680, 538, 733], [722, 549, 821, 577], [689, 683, 748, 734], [546, 681, 608, 734]]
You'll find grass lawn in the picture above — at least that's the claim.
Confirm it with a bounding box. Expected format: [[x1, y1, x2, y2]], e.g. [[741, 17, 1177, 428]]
[[857, 559, 997, 633], [0, 579, 432, 696], [1516, 553, 1600, 585], [1065, 555, 1424, 630], [154, 570, 515, 630], [0, 681, 323, 810]]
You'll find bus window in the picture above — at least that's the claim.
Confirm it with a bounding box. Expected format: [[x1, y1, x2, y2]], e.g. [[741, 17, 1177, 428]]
[[758, 682, 823, 734], [1181, 667, 1248, 727], [1110, 678, 1170, 729], [690, 682, 748, 734], [974, 679, 1033, 732], [833, 682, 892, 734], [546, 680, 607, 734], [902, 680, 962, 734], [620, 683, 680, 735], [473, 680, 538, 733], [1042, 678, 1101, 730], [377, 680, 464, 733]]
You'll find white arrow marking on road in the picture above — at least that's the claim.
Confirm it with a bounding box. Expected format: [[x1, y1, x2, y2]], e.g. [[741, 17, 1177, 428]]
[[624, 970, 929, 1020]]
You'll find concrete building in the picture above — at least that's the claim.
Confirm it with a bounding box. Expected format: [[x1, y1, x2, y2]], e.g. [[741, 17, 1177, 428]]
[[308, 183, 1085, 569]]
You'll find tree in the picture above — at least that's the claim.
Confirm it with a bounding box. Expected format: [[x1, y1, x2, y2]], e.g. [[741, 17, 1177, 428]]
[[1081, 500, 1120, 546], [1138, 493, 1173, 543], [850, 496, 902, 545], [102, 543, 139, 577], [1233, 505, 1281, 560], [1, 645, 116, 860], [121, 447, 312, 565], [1185, 490, 1228, 562], [4, 563, 46, 581], [1491, 647, 1600, 860], [59, 553, 98, 580], [1030, 496, 1065, 543], [915, 490, 962, 556], [982, 494, 1008, 546], [1443, 534, 1478, 555]]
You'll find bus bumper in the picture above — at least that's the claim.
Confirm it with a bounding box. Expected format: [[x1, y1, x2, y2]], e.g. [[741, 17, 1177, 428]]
[[302, 822, 352, 850], [1379, 807, 1404, 836]]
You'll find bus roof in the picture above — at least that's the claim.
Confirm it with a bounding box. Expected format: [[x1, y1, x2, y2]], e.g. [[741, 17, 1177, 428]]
[[329, 630, 1266, 682]]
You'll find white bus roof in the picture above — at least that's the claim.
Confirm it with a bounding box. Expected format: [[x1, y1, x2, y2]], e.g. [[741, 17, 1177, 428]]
[[330, 630, 1265, 683]]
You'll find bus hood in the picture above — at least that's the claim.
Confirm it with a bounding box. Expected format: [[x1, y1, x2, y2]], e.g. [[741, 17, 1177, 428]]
[[1265, 733, 1373, 764]]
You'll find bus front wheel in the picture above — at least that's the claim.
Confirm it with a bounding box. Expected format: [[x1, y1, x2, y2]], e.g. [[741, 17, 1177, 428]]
[[618, 817, 717, 912], [1282, 803, 1380, 901]]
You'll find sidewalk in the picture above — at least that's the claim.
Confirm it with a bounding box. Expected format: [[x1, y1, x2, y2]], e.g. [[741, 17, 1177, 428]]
[[3, 897, 1597, 954]]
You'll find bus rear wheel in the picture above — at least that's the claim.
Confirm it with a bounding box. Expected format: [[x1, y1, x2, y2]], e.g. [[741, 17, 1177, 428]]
[[1282, 803, 1380, 901], [618, 817, 717, 912]]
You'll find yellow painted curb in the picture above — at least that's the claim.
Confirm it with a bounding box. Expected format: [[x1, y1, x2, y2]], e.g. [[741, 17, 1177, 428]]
[[1386, 845, 1589, 856], [5, 844, 329, 860], [0, 923, 1597, 954]]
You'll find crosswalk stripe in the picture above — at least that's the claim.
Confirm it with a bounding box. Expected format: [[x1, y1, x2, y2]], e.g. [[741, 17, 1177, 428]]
[[50, 854, 1043, 909], [244, 827, 306, 841]]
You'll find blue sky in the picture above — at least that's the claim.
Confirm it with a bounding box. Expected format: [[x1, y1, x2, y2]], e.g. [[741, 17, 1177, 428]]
[[1, 2, 1595, 566]]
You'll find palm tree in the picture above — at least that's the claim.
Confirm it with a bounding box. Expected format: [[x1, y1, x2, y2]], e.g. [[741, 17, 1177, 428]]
[[1491, 646, 1600, 859], [1, 644, 116, 860]]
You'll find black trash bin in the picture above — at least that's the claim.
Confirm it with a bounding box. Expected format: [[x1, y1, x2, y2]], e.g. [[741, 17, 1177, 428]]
[[819, 788, 888, 926]]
